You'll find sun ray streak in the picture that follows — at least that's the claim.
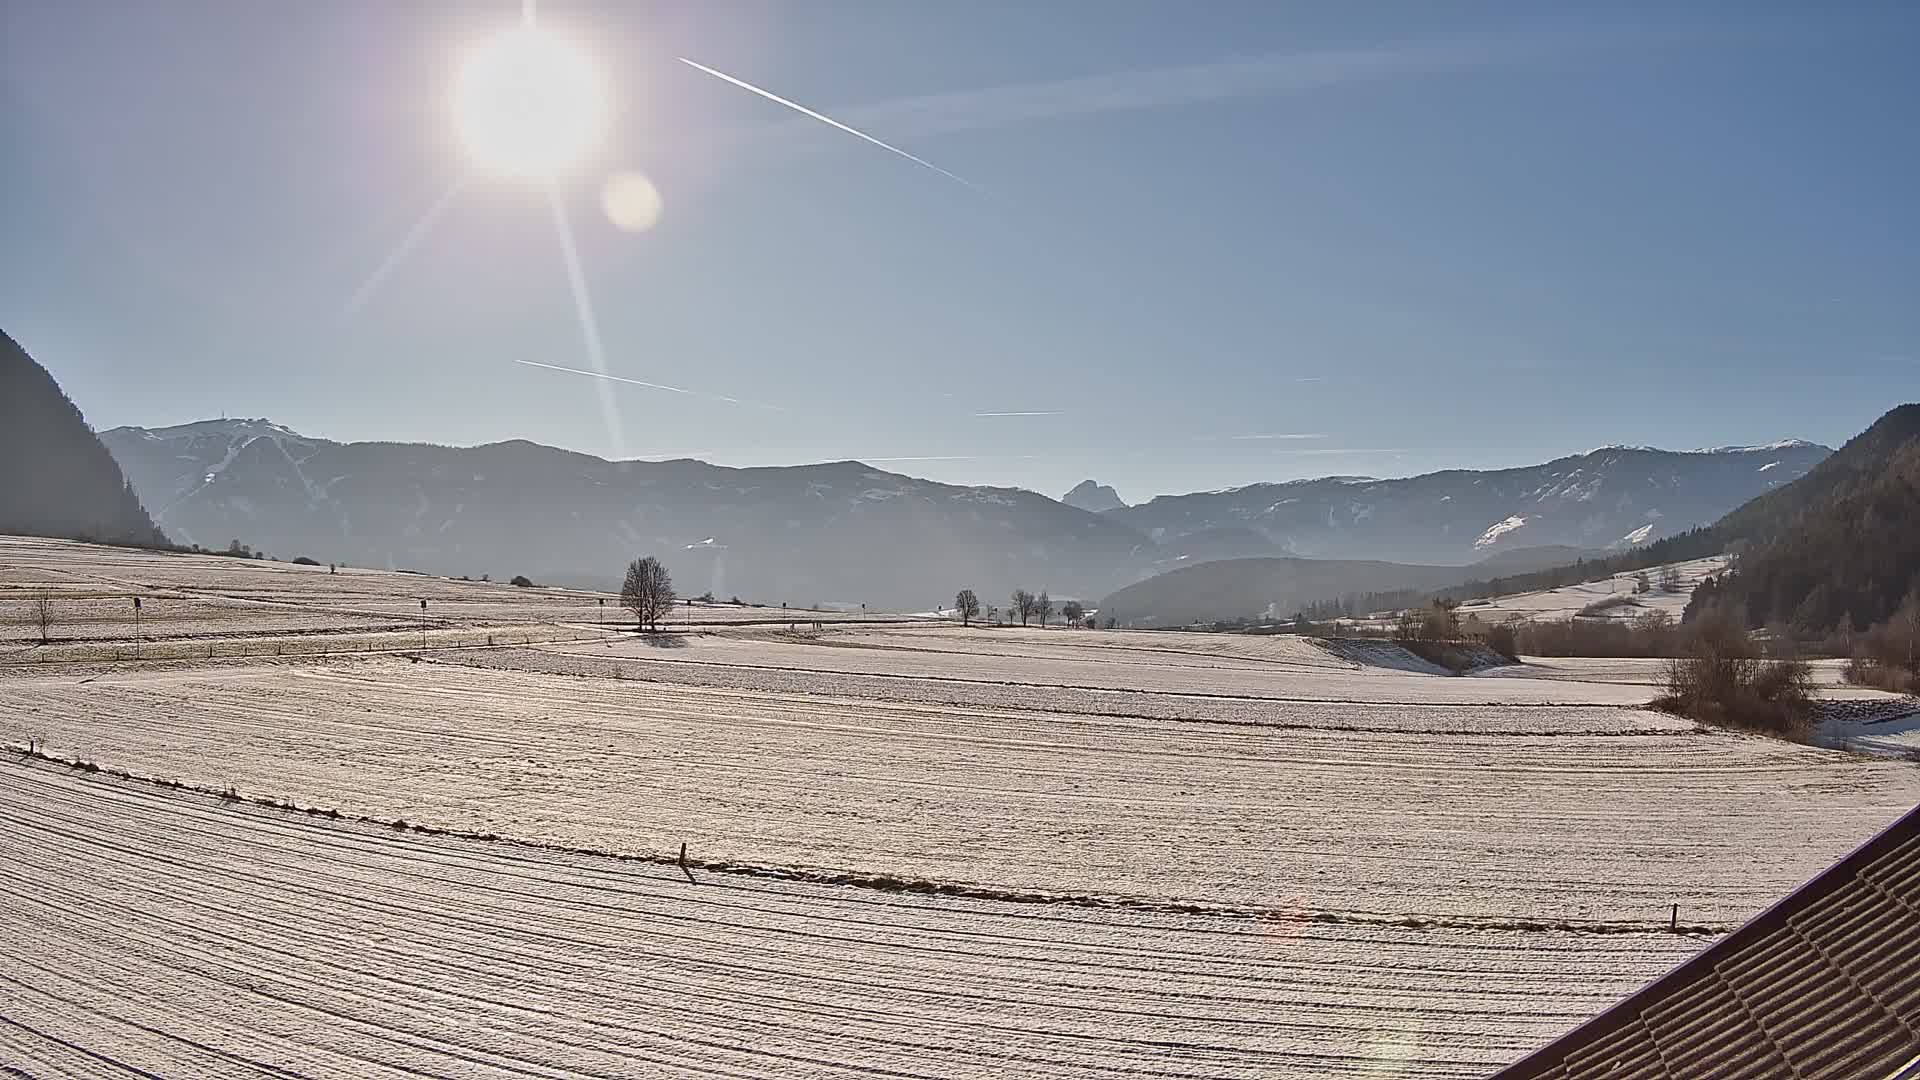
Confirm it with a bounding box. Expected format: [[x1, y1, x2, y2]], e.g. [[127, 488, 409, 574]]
[[545, 182, 629, 459], [344, 175, 469, 316], [677, 57, 981, 192]]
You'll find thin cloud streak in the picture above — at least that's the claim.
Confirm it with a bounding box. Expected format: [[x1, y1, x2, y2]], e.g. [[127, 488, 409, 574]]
[[345, 174, 468, 316], [678, 57, 981, 191], [835, 31, 1593, 139], [1269, 448, 1406, 456], [973, 410, 1065, 418], [1230, 432, 1327, 441]]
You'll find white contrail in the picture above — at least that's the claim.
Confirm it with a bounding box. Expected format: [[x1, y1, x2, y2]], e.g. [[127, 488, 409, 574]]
[[545, 183, 629, 459], [514, 359, 786, 411], [516, 359, 695, 397], [973, 410, 1064, 418], [834, 31, 1611, 139], [678, 57, 980, 192], [345, 175, 468, 316]]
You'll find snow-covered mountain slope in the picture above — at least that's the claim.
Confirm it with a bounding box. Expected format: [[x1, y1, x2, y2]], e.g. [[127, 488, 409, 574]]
[[1103, 443, 1830, 565]]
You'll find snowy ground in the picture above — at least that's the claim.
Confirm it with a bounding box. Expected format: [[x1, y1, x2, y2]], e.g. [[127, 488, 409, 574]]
[[1450, 555, 1730, 624], [0, 759, 1702, 1079], [1821, 704, 1920, 757], [0, 535, 925, 661], [4, 537, 1919, 1076], [8, 649, 1916, 927]]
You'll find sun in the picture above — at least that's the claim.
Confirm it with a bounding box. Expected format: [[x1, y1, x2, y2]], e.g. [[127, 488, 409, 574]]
[[454, 25, 608, 180]]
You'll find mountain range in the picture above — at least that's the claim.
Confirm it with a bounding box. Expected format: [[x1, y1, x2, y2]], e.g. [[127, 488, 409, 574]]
[[1100, 441, 1830, 566], [99, 416, 1830, 611], [100, 420, 1146, 609]]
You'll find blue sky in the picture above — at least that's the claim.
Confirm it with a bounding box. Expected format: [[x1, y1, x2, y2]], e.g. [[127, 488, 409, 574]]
[[3, 1, 1915, 503]]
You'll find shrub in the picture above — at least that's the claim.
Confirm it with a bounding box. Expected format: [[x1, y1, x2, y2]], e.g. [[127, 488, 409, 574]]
[[1393, 600, 1458, 641], [1508, 611, 1681, 658], [1654, 606, 1817, 736], [1578, 595, 1640, 617], [1845, 655, 1919, 694], [291, 556, 320, 566], [1482, 622, 1519, 661], [510, 575, 534, 588]]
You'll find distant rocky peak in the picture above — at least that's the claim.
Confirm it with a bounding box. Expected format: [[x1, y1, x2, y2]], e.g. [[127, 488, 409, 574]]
[[1062, 479, 1126, 513]]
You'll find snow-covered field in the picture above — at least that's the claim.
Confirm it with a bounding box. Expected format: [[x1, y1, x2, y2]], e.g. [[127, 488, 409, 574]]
[[9, 652, 1917, 926], [0, 759, 1702, 1078], [4, 537, 1919, 1076], [544, 629, 1659, 705], [0, 535, 925, 660]]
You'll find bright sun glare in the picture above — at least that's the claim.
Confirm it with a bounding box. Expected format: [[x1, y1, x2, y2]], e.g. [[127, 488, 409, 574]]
[[454, 25, 607, 180]]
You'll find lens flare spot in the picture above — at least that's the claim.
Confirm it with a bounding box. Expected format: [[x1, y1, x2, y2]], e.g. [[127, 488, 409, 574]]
[[602, 172, 663, 232]]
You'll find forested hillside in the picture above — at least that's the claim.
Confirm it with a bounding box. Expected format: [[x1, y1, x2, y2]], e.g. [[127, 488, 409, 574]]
[[0, 330, 167, 548], [1689, 405, 1920, 633]]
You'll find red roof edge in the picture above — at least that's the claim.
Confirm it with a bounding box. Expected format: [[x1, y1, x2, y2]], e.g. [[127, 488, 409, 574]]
[[1486, 800, 1920, 1079]]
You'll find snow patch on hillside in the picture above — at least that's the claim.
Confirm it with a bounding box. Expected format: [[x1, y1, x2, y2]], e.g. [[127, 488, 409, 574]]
[[1696, 439, 1817, 454], [1474, 515, 1528, 549]]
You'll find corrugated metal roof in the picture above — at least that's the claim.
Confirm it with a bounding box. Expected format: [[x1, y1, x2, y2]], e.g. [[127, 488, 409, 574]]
[[1491, 803, 1920, 1080]]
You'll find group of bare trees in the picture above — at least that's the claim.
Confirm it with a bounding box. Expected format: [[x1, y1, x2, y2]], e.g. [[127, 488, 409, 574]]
[[951, 588, 1092, 629], [620, 556, 675, 631], [1009, 589, 1052, 627], [1846, 590, 1920, 693]]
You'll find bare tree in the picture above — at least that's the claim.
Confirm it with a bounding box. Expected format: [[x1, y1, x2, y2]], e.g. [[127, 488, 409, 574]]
[[1035, 591, 1053, 628], [1658, 565, 1684, 593], [621, 556, 675, 631], [1010, 589, 1035, 627], [953, 589, 980, 627], [34, 591, 52, 645], [1061, 600, 1084, 628]]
